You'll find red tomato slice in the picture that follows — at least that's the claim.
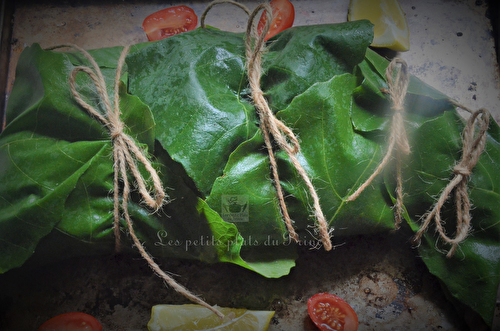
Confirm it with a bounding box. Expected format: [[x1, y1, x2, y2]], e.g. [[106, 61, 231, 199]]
[[142, 5, 198, 41], [307, 293, 359, 331], [37, 312, 103, 331], [257, 0, 295, 41]]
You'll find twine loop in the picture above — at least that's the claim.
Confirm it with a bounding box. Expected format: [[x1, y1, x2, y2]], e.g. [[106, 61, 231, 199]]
[[66, 45, 166, 240], [245, 4, 332, 250], [64, 44, 224, 319], [413, 102, 490, 257], [200, 0, 251, 28], [346, 58, 410, 229]]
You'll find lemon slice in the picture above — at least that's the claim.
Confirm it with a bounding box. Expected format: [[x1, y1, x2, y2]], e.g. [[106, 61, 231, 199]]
[[147, 304, 275, 331], [348, 0, 410, 51]]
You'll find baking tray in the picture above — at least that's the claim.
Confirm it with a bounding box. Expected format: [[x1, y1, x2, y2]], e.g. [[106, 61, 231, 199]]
[[0, 1, 499, 330]]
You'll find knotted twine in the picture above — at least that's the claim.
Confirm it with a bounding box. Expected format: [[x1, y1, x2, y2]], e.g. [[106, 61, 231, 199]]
[[413, 101, 490, 257], [341, 55, 491, 256], [244, 4, 333, 250], [346, 58, 410, 229], [61, 44, 224, 319]]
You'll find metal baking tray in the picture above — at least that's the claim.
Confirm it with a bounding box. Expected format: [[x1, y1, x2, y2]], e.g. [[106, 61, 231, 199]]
[[1, 1, 499, 330]]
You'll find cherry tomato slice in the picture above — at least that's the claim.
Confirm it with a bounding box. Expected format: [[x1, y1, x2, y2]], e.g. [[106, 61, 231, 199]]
[[37, 312, 103, 331], [142, 5, 198, 41], [307, 293, 359, 331], [257, 0, 295, 41]]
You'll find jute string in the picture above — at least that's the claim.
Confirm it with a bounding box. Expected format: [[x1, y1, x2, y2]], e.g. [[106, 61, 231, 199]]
[[413, 101, 490, 257], [244, 4, 332, 250], [59, 44, 224, 319], [200, 0, 251, 28], [201, 1, 332, 249], [346, 58, 410, 229]]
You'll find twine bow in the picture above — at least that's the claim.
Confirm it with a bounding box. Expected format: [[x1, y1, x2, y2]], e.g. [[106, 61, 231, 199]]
[[245, 4, 332, 250], [413, 101, 490, 257], [67, 45, 165, 248], [346, 58, 410, 229], [65, 44, 224, 319]]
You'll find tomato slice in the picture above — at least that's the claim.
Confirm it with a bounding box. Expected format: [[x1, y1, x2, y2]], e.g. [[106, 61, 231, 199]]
[[307, 293, 359, 331], [257, 0, 295, 41], [142, 5, 198, 41], [37, 312, 103, 331]]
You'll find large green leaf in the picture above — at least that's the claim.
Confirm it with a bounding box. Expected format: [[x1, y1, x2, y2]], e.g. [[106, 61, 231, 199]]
[[0, 41, 291, 278], [351, 48, 455, 133], [351, 49, 500, 326], [206, 73, 395, 254], [262, 21, 374, 111], [0, 44, 228, 272], [205, 131, 285, 243], [0, 43, 117, 272], [402, 111, 500, 326], [277, 74, 394, 238], [3, 45, 106, 141], [127, 21, 378, 262], [127, 21, 375, 197], [127, 28, 257, 197], [0, 134, 100, 272]]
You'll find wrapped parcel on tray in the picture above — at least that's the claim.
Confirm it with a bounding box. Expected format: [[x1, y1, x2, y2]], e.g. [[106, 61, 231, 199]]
[[1, 20, 499, 327]]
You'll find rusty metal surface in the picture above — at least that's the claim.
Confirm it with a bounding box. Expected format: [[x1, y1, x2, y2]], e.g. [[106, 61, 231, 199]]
[[0, 0, 499, 330], [0, 229, 470, 330]]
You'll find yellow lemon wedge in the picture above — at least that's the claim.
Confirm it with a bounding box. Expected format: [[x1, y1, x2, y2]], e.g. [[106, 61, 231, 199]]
[[147, 304, 275, 331], [348, 0, 410, 51]]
